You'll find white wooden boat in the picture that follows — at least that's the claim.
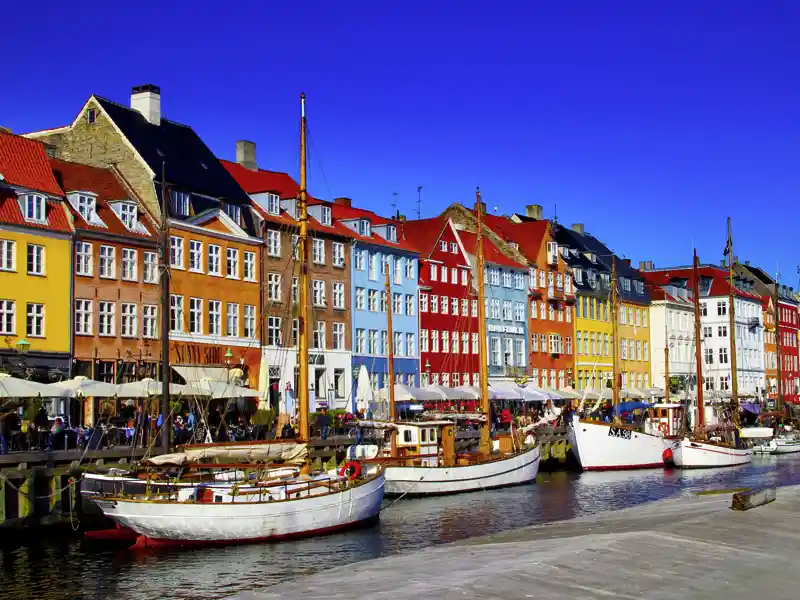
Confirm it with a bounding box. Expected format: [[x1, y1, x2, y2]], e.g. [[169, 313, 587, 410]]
[[773, 435, 800, 455], [753, 439, 778, 454], [384, 444, 540, 496], [671, 437, 754, 468], [92, 468, 385, 546], [569, 415, 672, 471]]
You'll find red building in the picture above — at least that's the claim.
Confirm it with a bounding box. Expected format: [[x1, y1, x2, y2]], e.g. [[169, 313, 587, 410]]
[[777, 294, 800, 403], [401, 216, 479, 402]]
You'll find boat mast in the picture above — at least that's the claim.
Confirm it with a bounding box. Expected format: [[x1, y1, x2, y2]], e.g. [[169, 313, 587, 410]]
[[726, 217, 740, 429], [297, 93, 310, 442], [385, 267, 397, 454], [611, 257, 620, 408], [475, 188, 491, 456], [774, 271, 784, 411], [692, 249, 706, 439], [664, 311, 670, 403], [159, 162, 170, 454]]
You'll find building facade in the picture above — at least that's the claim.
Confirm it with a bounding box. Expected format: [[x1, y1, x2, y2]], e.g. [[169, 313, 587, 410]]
[[0, 132, 72, 381]]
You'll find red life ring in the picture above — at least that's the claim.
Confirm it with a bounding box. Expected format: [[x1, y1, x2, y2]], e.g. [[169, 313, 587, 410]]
[[339, 461, 361, 480], [658, 422, 667, 434]]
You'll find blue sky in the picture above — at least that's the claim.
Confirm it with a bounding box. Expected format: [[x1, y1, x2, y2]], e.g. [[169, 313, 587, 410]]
[[4, 2, 799, 281]]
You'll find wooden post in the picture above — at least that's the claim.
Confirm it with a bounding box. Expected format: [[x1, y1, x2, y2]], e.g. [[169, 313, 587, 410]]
[[726, 218, 740, 428], [386, 269, 397, 456], [692, 250, 706, 440]]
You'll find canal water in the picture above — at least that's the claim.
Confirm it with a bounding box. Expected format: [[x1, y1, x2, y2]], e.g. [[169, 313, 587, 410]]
[[3, 454, 799, 600]]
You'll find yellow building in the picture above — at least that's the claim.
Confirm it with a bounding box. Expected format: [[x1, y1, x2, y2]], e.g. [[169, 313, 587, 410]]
[[618, 301, 652, 390], [574, 291, 614, 391], [0, 131, 73, 379]]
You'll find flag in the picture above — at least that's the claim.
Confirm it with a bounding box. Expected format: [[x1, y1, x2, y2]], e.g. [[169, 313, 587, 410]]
[[723, 237, 731, 257]]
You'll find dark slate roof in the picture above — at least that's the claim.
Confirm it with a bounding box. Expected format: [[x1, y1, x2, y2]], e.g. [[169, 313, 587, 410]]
[[94, 96, 250, 204]]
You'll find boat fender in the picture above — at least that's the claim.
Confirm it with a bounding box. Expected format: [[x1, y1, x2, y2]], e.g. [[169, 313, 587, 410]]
[[339, 461, 361, 481], [662, 448, 674, 464]]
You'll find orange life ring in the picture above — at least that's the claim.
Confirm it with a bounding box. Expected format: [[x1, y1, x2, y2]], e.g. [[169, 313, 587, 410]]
[[658, 422, 667, 434], [339, 461, 361, 480]]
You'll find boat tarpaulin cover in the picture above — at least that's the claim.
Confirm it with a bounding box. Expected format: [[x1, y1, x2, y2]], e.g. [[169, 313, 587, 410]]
[[142, 443, 307, 466], [741, 402, 761, 414], [614, 401, 653, 415]]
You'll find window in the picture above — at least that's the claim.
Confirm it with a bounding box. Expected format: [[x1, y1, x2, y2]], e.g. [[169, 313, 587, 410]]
[[312, 238, 325, 264], [472, 333, 479, 354], [368, 329, 378, 354], [440, 266, 448, 283], [503, 271, 512, 288], [431, 330, 439, 353], [98, 301, 115, 336], [0, 239, 16, 271], [242, 251, 256, 281], [430, 264, 437, 281], [420, 330, 429, 352], [449, 242, 457, 253], [490, 269, 500, 286], [222, 203, 241, 225], [442, 331, 450, 353], [332, 242, 345, 267], [292, 235, 301, 260], [461, 332, 469, 354], [431, 295, 439, 313], [514, 272, 524, 290], [189, 298, 203, 334], [406, 259, 415, 279], [566, 336, 573, 355], [406, 294, 415, 316], [312, 280, 326, 306], [452, 331, 459, 354], [313, 321, 326, 349], [381, 331, 388, 355], [718, 325, 728, 338], [170, 295, 184, 332], [319, 205, 332, 227], [472, 300, 478, 317], [515, 339, 524, 366], [76, 194, 96, 223], [356, 288, 366, 310], [704, 348, 714, 365], [267, 230, 281, 257], [368, 289, 379, 312], [240, 304, 255, 339], [703, 326, 712, 339], [532, 332, 540, 352], [717, 300, 727, 316], [171, 190, 190, 216], [24, 194, 46, 223], [119, 202, 138, 230], [700, 302, 708, 317], [144, 251, 158, 283], [355, 249, 366, 271], [87, 108, 97, 124], [502, 300, 513, 321], [226, 303, 239, 337], [621, 277, 631, 292], [73, 299, 92, 335], [208, 245, 221, 275], [267, 316, 282, 346], [332, 322, 345, 350], [369, 253, 378, 280], [26, 244, 44, 275], [186, 240, 203, 272], [635, 340, 641, 361], [490, 337, 501, 366], [642, 310, 647, 327], [643, 341, 648, 361], [99, 245, 116, 278], [226, 248, 239, 278], [121, 303, 138, 338], [333, 282, 345, 309], [719, 347, 729, 364], [359, 220, 371, 237], [491, 299, 501, 319], [121, 248, 137, 281], [292, 319, 299, 346], [267, 273, 282, 302], [169, 237, 184, 269], [267, 193, 280, 216], [451, 297, 458, 314], [142, 305, 157, 338], [440, 241, 448, 252], [441, 295, 449, 314], [461, 298, 469, 316]]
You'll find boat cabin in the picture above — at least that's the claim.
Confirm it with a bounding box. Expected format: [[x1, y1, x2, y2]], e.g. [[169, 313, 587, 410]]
[[644, 403, 685, 437], [391, 421, 456, 467]]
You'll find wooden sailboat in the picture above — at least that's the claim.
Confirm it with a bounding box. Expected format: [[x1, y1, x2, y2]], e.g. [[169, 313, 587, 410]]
[[671, 233, 753, 468], [91, 94, 385, 546], [569, 258, 673, 470], [381, 189, 540, 496]]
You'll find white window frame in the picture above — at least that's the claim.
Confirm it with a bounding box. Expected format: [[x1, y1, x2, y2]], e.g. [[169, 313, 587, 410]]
[[332, 242, 345, 267], [121, 248, 138, 281], [189, 297, 203, 334], [189, 240, 203, 272], [27, 244, 44, 276], [169, 236, 184, 269], [226, 247, 239, 279], [74, 299, 92, 335], [98, 301, 115, 337], [244, 305, 256, 339], [312, 238, 325, 264], [99, 245, 116, 279], [208, 300, 222, 336], [226, 303, 239, 337], [267, 230, 281, 257], [121, 302, 138, 338], [0, 239, 16, 272], [208, 245, 221, 276], [333, 282, 345, 309], [243, 251, 256, 282], [144, 251, 158, 283], [332, 322, 345, 350], [142, 305, 158, 338]]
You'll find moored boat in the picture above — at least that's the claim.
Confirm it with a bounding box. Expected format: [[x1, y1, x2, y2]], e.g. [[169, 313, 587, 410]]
[[569, 415, 670, 471], [773, 434, 800, 454], [671, 437, 753, 467]]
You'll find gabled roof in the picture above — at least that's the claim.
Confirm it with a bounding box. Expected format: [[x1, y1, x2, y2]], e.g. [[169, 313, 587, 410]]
[[220, 160, 301, 199], [399, 216, 450, 258], [0, 131, 63, 196], [49, 158, 155, 238], [647, 265, 763, 302], [458, 230, 525, 269], [641, 271, 694, 306], [93, 96, 249, 204], [481, 214, 550, 264], [327, 202, 393, 226]]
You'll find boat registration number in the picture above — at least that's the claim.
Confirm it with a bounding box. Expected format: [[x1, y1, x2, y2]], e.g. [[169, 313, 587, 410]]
[[608, 427, 632, 440], [95, 500, 117, 509]]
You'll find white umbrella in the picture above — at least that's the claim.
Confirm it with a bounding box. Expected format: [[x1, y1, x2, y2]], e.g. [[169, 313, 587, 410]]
[[192, 380, 262, 399], [454, 385, 481, 399], [355, 365, 373, 412], [115, 378, 198, 398], [379, 384, 441, 402], [558, 386, 582, 400], [0, 373, 69, 398], [543, 387, 580, 400], [621, 387, 646, 400], [423, 384, 467, 400], [490, 381, 547, 402], [48, 375, 117, 398]]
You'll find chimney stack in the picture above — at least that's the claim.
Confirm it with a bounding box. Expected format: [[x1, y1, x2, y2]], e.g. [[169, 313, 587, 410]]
[[396, 214, 406, 222], [236, 140, 257, 171], [744, 260, 751, 266], [334, 197, 352, 207], [525, 204, 543, 220], [623, 258, 631, 266], [571, 223, 584, 234], [130, 84, 161, 126], [480, 202, 487, 214], [720, 260, 726, 267], [639, 261, 647, 271]]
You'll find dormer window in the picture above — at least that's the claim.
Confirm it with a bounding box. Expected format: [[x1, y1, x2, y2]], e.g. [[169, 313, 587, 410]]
[[621, 277, 632, 292], [634, 280, 644, 294], [24, 194, 46, 223], [321, 206, 332, 227], [267, 193, 280, 216], [76, 194, 96, 223], [573, 268, 583, 283], [358, 219, 371, 237], [386, 225, 397, 242], [119, 202, 138, 230], [224, 203, 241, 225], [87, 109, 97, 124], [589, 253, 596, 263], [171, 190, 190, 216]]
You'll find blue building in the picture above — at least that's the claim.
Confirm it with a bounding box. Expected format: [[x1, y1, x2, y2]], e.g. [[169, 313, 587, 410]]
[[459, 230, 529, 380], [332, 202, 419, 405]]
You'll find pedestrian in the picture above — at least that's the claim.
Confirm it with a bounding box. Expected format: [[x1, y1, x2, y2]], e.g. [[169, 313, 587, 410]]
[[316, 408, 331, 440]]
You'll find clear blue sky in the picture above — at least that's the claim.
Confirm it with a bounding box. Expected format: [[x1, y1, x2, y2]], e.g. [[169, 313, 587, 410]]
[[4, 2, 799, 281]]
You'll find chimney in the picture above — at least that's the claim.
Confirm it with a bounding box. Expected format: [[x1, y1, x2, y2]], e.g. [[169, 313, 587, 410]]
[[526, 204, 543, 220], [623, 258, 631, 266], [744, 260, 750, 266], [639, 261, 647, 271], [720, 260, 726, 267], [480, 202, 487, 214], [396, 214, 406, 222], [130, 84, 161, 126], [571, 223, 584, 235], [236, 140, 257, 171], [334, 197, 352, 207]]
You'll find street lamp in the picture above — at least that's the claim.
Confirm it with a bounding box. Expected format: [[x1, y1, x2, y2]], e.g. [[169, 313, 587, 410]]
[[15, 338, 31, 355]]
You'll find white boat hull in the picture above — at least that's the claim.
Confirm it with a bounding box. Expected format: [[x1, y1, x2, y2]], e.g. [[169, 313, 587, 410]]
[[753, 439, 778, 454], [569, 416, 670, 471], [92, 472, 385, 545], [384, 444, 540, 496], [773, 438, 800, 454], [671, 438, 754, 468]]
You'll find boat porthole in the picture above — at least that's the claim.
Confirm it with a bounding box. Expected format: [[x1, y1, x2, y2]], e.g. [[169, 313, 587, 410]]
[[582, 429, 586, 432]]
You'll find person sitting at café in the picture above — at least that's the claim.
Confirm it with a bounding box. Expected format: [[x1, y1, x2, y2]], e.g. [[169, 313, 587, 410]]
[[48, 417, 66, 451]]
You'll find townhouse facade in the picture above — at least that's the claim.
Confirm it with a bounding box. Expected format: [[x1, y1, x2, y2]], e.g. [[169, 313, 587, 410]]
[[0, 132, 72, 381]]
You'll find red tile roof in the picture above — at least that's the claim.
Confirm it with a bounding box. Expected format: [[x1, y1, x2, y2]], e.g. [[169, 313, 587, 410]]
[[328, 201, 393, 226], [49, 158, 155, 238], [481, 213, 550, 264], [220, 160, 301, 199], [0, 188, 71, 233], [458, 230, 526, 269], [0, 130, 63, 196], [643, 266, 763, 302], [398, 216, 450, 257]]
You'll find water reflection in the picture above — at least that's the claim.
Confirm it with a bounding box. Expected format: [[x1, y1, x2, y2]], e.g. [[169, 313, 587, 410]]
[[1, 453, 795, 600]]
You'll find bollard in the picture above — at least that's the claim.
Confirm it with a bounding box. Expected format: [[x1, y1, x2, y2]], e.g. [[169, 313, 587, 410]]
[[731, 487, 776, 511]]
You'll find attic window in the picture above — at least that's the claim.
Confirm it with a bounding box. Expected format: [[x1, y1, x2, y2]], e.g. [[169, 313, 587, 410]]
[[573, 268, 583, 283], [171, 190, 190, 216], [119, 202, 138, 230], [224, 203, 242, 225], [267, 193, 280, 216], [87, 109, 97, 124], [320, 206, 332, 227], [76, 194, 97, 223], [386, 225, 397, 242], [23, 194, 46, 223], [358, 219, 371, 237]]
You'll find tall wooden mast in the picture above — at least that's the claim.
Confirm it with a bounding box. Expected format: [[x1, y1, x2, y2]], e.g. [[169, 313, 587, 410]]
[[664, 315, 670, 403], [692, 249, 706, 439], [774, 271, 785, 410], [726, 217, 740, 428], [610, 257, 620, 407], [385, 267, 397, 455], [297, 93, 310, 442], [475, 188, 491, 456]]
